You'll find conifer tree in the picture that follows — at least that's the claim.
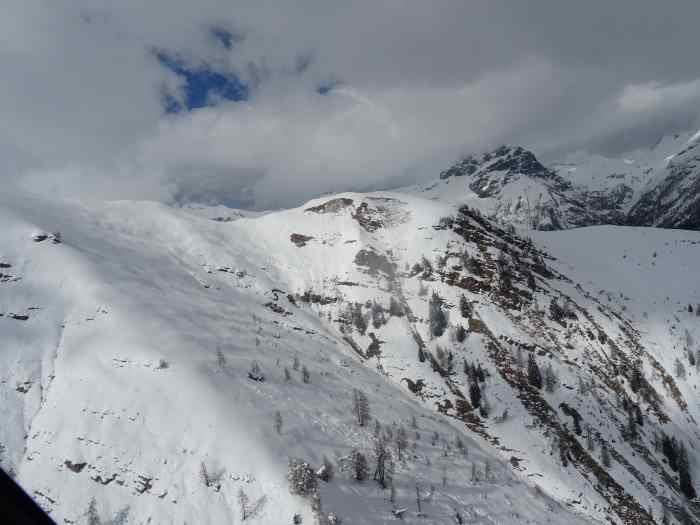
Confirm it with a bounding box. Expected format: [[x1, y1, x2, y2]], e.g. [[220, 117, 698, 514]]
[[626, 409, 637, 440], [601, 442, 611, 468], [469, 381, 481, 409], [544, 363, 557, 392], [429, 292, 448, 337], [661, 433, 683, 472], [455, 324, 467, 342], [527, 353, 543, 389], [459, 294, 471, 318], [679, 442, 697, 499], [479, 392, 490, 418], [476, 363, 485, 382]]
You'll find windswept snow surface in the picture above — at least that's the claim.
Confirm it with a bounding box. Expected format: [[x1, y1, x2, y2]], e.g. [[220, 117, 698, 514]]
[[0, 191, 598, 524]]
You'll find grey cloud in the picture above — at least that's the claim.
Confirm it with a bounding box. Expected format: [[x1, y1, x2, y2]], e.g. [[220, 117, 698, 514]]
[[3, 1, 700, 208]]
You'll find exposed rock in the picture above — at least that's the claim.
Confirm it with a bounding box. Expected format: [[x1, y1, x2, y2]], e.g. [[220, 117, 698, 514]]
[[64, 460, 87, 473], [305, 197, 354, 214], [354, 248, 396, 277], [290, 233, 314, 247]]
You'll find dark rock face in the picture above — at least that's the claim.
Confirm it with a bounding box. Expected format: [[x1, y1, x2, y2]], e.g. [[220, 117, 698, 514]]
[[484, 146, 550, 178]]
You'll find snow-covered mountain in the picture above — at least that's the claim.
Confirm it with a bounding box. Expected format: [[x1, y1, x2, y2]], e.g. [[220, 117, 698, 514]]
[[2, 186, 700, 524], [416, 131, 700, 231]]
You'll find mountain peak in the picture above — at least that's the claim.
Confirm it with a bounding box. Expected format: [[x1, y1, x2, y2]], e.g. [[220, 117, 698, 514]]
[[439, 145, 551, 181]]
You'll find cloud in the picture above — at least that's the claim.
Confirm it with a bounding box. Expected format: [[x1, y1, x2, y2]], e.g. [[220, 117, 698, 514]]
[[3, 1, 700, 208]]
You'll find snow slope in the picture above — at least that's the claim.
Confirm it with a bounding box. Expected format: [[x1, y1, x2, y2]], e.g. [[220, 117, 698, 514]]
[[2, 187, 699, 524], [0, 191, 596, 525]]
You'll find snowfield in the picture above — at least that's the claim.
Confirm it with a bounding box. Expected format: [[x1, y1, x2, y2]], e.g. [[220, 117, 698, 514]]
[[1, 187, 699, 524]]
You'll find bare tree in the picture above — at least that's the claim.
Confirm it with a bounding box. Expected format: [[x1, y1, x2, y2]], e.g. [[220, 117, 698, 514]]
[[396, 425, 408, 460], [274, 410, 283, 435], [216, 349, 227, 369], [353, 389, 370, 426], [238, 489, 267, 521]]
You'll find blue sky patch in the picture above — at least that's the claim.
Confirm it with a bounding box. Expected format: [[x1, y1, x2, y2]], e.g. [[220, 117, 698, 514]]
[[156, 51, 248, 113]]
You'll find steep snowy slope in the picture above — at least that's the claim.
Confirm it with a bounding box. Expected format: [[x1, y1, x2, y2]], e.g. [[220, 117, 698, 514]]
[[534, 225, 700, 447], [0, 191, 596, 525]]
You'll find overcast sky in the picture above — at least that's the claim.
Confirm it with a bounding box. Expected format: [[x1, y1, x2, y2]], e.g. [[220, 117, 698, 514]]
[[4, 1, 700, 208]]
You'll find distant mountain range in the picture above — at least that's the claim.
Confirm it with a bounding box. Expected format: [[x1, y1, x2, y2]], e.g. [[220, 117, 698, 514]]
[[417, 130, 700, 231]]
